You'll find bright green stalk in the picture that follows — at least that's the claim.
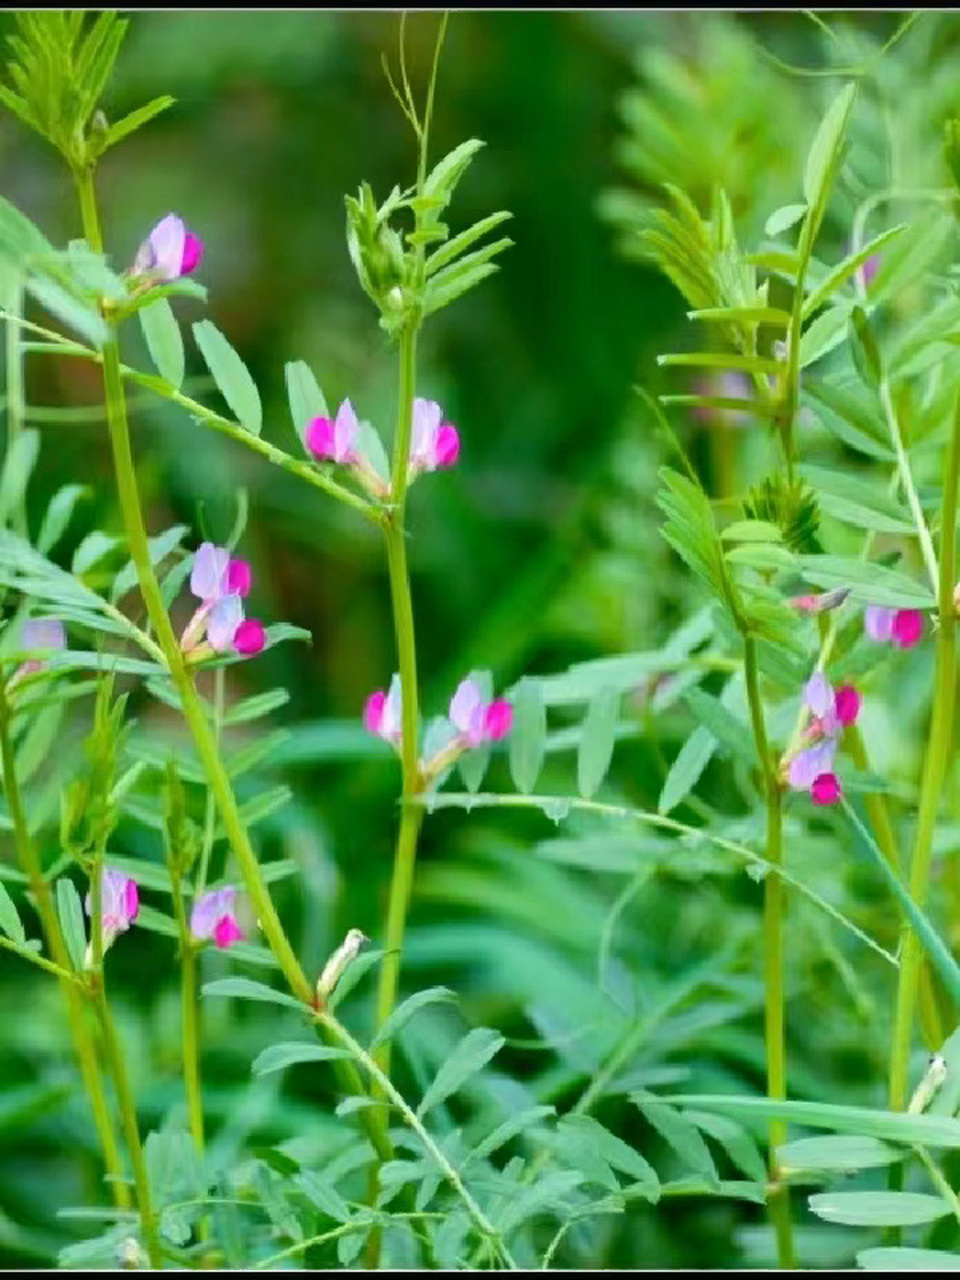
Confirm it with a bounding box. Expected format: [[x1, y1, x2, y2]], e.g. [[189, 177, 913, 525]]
[[89, 976, 162, 1268], [72, 166, 392, 1167], [168, 866, 204, 1156], [742, 634, 794, 1270], [195, 665, 224, 900], [0, 681, 129, 1209], [888, 391, 960, 1113], [5, 278, 27, 538]]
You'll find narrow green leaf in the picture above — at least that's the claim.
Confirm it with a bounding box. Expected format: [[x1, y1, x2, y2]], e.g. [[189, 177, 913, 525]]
[[778, 1134, 902, 1173], [251, 1042, 353, 1076], [681, 687, 755, 768], [111, 524, 188, 603], [851, 305, 883, 388], [201, 976, 306, 1012], [71, 530, 121, 575], [370, 986, 457, 1050], [100, 95, 174, 151], [798, 555, 934, 609], [139, 297, 184, 390], [631, 1092, 719, 1185], [464, 1105, 556, 1168], [0, 428, 39, 525], [764, 203, 808, 237], [508, 678, 546, 795], [0, 879, 25, 945], [416, 1026, 505, 1118], [802, 82, 857, 218], [858, 1247, 960, 1271], [658, 724, 715, 816], [284, 359, 328, 443], [799, 302, 853, 369], [721, 520, 783, 544], [55, 877, 85, 970], [193, 320, 262, 434], [809, 1190, 949, 1228], [221, 688, 290, 727], [26, 275, 107, 347], [577, 688, 619, 799], [36, 483, 87, 553], [684, 1111, 766, 1184], [425, 210, 512, 277]]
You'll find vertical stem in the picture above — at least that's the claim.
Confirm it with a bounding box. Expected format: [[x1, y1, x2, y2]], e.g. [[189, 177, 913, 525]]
[[71, 166, 392, 1166], [0, 682, 129, 1208], [742, 635, 794, 1269], [374, 320, 423, 1066], [888, 391, 960, 1113], [196, 665, 224, 899], [169, 869, 204, 1155], [90, 980, 163, 1268], [5, 278, 28, 537]]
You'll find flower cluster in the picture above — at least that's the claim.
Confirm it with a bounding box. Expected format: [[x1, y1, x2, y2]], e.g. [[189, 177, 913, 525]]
[[306, 396, 459, 497], [190, 885, 244, 949], [364, 674, 512, 774], [84, 867, 139, 963], [181, 542, 265, 658], [864, 604, 924, 649], [784, 671, 860, 806], [131, 214, 203, 284]]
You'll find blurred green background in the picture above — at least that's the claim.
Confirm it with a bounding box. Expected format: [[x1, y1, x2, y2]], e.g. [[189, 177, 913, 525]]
[[0, 9, 944, 1269]]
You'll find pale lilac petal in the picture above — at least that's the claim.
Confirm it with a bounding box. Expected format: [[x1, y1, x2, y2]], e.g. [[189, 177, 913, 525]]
[[805, 671, 834, 719], [207, 593, 243, 651], [411, 398, 442, 468], [190, 542, 229, 602], [333, 400, 359, 463], [449, 678, 483, 736], [382, 673, 403, 741], [788, 740, 836, 791], [21, 619, 66, 652], [191, 886, 237, 942], [145, 214, 187, 282], [865, 604, 895, 643]]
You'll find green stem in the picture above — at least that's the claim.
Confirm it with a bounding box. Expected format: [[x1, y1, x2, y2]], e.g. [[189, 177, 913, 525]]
[[90, 978, 163, 1268], [888, 390, 960, 1113], [374, 320, 423, 1067], [169, 866, 204, 1156], [879, 375, 940, 597], [72, 166, 392, 1167], [5, 278, 27, 538], [742, 634, 794, 1269], [196, 665, 224, 899], [0, 680, 129, 1208]]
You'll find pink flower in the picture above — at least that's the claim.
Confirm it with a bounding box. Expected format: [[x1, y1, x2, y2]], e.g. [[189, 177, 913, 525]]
[[306, 400, 360, 466], [811, 772, 842, 806], [864, 604, 924, 649], [85, 867, 139, 954], [449, 677, 513, 748], [132, 214, 203, 282], [181, 542, 265, 657], [409, 398, 460, 477], [786, 671, 859, 804], [191, 886, 244, 949], [364, 674, 402, 747]]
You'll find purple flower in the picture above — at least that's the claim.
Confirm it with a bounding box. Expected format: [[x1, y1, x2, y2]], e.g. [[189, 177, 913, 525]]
[[409, 398, 460, 477], [363, 673, 402, 747], [85, 867, 139, 956], [448, 677, 513, 747], [306, 399, 360, 466], [181, 542, 265, 657], [785, 671, 860, 805], [132, 214, 203, 282], [190, 886, 244, 949], [865, 604, 924, 649]]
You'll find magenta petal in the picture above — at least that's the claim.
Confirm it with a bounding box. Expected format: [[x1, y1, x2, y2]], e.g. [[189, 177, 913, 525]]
[[363, 690, 386, 735], [124, 879, 139, 923], [191, 886, 237, 941], [834, 685, 861, 727], [180, 232, 203, 275], [811, 772, 842, 805], [233, 617, 265, 655], [306, 416, 336, 460], [226, 558, 252, 597], [483, 699, 513, 742], [213, 914, 243, 949], [435, 424, 460, 468], [893, 609, 924, 649]]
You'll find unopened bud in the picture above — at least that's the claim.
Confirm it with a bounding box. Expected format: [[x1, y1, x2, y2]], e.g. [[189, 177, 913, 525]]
[[907, 1053, 948, 1114], [386, 285, 404, 311], [316, 928, 367, 1007], [953, 581, 960, 616], [118, 1236, 144, 1269]]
